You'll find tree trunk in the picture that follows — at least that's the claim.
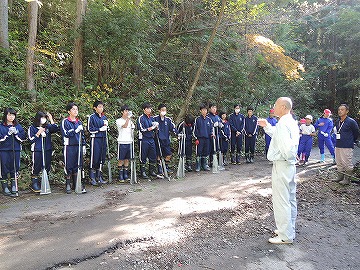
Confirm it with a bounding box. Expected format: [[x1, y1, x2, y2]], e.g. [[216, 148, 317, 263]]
[[25, 0, 38, 102], [176, 0, 227, 123], [73, 0, 87, 93], [0, 0, 9, 49]]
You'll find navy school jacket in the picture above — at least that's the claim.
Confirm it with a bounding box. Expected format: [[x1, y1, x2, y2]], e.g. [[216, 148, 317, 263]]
[[137, 113, 155, 140], [244, 115, 258, 136], [153, 115, 178, 141], [193, 115, 213, 139], [177, 121, 194, 141], [60, 117, 86, 146], [228, 113, 245, 133], [28, 124, 60, 152], [0, 123, 27, 151], [87, 113, 108, 138]]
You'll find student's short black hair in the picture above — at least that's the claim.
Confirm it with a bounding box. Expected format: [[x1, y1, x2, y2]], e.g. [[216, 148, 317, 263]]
[[120, 104, 130, 112], [158, 103, 166, 110], [33, 111, 47, 127], [247, 106, 254, 112], [199, 103, 207, 110], [185, 114, 195, 124], [234, 104, 240, 108], [2, 108, 17, 125], [339, 104, 349, 111], [66, 102, 78, 112], [218, 111, 227, 119], [142, 102, 152, 110], [208, 103, 216, 109], [93, 100, 104, 108]]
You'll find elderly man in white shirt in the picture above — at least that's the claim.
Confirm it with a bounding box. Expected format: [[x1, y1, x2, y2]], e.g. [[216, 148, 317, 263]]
[[258, 97, 299, 244]]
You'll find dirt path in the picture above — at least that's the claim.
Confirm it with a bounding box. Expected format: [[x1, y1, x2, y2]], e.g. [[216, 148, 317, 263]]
[[0, 149, 359, 270]]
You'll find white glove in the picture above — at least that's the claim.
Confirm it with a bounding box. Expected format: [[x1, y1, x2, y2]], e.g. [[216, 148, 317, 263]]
[[75, 125, 83, 133], [99, 126, 107, 132], [152, 121, 159, 128], [82, 146, 86, 155], [128, 111, 133, 118], [320, 131, 328, 137], [103, 120, 108, 126], [8, 127, 16, 135], [213, 122, 219, 127], [41, 132, 46, 137], [218, 122, 224, 128]]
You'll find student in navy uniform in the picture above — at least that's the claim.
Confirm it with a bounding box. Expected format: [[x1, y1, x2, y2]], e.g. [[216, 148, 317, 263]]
[[193, 104, 213, 172], [219, 111, 231, 165], [0, 108, 27, 196], [87, 100, 108, 186], [265, 109, 277, 156], [244, 107, 258, 163], [116, 105, 135, 182], [60, 102, 87, 194], [314, 109, 335, 163], [228, 104, 245, 164], [177, 114, 195, 172], [28, 111, 59, 193], [154, 104, 178, 175], [207, 103, 222, 167], [137, 102, 159, 179]]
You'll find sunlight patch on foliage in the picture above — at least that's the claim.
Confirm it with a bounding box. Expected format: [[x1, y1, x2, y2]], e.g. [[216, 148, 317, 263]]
[[247, 34, 305, 80]]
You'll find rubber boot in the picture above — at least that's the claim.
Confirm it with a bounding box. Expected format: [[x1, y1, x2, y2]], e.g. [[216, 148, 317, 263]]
[[118, 166, 124, 182], [123, 166, 129, 180], [339, 170, 352, 185], [250, 154, 254, 163], [332, 155, 336, 165], [245, 153, 250, 163], [140, 164, 149, 179], [149, 163, 158, 177], [320, 153, 325, 163], [195, 157, 201, 172], [236, 154, 241, 164], [165, 161, 173, 173], [223, 154, 228, 166], [186, 159, 193, 172], [231, 154, 236, 165], [65, 177, 72, 194], [30, 177, 41, 193], [10, 179, 17, 194], [157, 162, 163, 175], [1, 180, 12, 196], [89, 169, 97, 186], [96, 170, 107, 184], [202, 156, 211, 171]]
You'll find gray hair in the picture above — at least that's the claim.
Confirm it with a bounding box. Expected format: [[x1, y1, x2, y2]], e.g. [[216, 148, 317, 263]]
[[278, 97, 293, 110]]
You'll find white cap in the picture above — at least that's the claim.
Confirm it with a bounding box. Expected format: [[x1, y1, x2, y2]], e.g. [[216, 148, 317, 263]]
[[305, 115, 313, 121]]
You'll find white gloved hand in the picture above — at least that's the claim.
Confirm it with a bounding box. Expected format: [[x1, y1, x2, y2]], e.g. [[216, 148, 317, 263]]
[[218, 122, 224, 128], [8, 127, 15, 135], [152, 121, 159, 128], [323, 133, 328, 137], [128, 111, 133, 118], [75, 125, 83, 133], [103, 120, 108, 126], [99, 126, 107, 132], [41, 132, 46, 137], [82, 146, 86, 155], [213, 122, 219, 127]]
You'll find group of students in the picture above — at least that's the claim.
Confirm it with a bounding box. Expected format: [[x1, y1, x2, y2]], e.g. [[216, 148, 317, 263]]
[[0, 101, 265, 196], [296, 109, 336, 166], [1, 100, 349, 197]]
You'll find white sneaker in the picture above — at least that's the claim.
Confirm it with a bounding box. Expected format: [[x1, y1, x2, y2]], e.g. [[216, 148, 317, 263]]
[[274, 229, 279, 235], [268, 236, 293, 244]]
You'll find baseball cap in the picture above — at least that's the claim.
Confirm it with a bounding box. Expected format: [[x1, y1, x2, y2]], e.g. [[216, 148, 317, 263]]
[[305, 115, 313, 121], [323, 109, 331, 115], [270, 109, 275, 113], [300, 118, 306, 124]]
